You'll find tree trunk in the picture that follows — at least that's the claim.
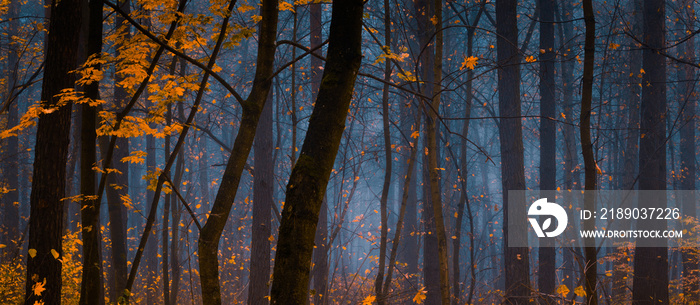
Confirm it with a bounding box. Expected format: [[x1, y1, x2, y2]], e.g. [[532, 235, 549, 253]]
[[24, 0, 82, 303], [496, 0, 531, 303], [249, 90, 273, 305], [78, 0, 102, 303], [538, 0, 556, 302], [269, 0, 363, 303], [374, 0, 393, 302], [197, 1, 277, 304], [613, 1, 642, 302], [632, 0, 668, 303], [309, 3, 329, 304], [580, 0, 598, 304], [100, 2, 132, 300], [426, 0, 450, 303]]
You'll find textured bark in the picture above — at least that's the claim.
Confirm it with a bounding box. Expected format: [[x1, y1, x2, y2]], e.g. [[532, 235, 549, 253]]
[[422, 155, 441, 305], [538, 0, 556, 302], [24, 0, 82, 304], [309, 3, 329, 304], [78, 0, 102, 303], [197, 1, 277, 304], [496, 0, 531, 303], [632, 0, 668, 303], [249, 91, 273, 305], [580, 1, 598, 304], [269, 0, 363, 303]]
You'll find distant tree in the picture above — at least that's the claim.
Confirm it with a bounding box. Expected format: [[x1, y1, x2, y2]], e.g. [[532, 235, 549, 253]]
[[23, 0, 82, 304], [632, 0, 669, 303], [538, 0, 556, 301], [248, 90, 273, 305], [496, 0, 530, 302]]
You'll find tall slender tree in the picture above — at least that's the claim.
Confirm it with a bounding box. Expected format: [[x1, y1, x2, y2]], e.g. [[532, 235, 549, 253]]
[[496, 0, 530, 302], [78, 0, 103, 303], [538, 0, 556, 302], [632, 0, 668, 303], [24, 0, 82, 304], [249, 91, 273, 305]]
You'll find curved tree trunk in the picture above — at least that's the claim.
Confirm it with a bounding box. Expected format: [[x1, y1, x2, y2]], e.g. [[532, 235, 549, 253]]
[[580, 0, 598, 304], [197, 1, 278, 304], [269, 0, 363, 303]]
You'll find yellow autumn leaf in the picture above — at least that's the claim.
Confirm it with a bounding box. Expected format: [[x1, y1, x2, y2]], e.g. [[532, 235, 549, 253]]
[[596, 162, 602, 175], [410, 130, 420, 139], [29, 248, 37, 258], [237, 4, 255, 13], [574, 285, 587, 297], [268, 235, 275, 242], [413, 287, 427, 304], [609, 43, 620, 50], [556, 284, 570, 296], [430, 15, 439, 25], [33, 278, 46, 296], [362, 295, 376, 305], [460, 56, 478, 70], [280, 0, 295, 11], [0, 244, 5, 249], [397, 71, 417, 82], [51, 249, 59, 259], [525, 55, 536, 63]]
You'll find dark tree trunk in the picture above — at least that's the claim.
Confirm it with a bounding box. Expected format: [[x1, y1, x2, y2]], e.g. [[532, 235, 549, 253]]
[[146, 116, 157, 305], [422, 152, 441, 305], [632, 0, 669, 303], [107, 2, 131, 300], [269, 0, 363, 303], [613, 1, 642, 302], [496, 0, 531, 303], [198, 1, 277, 304], [374, 0, 393, 302], [309, 3, 329, 304], [249, 91, 273, 305], [23, 0, 82, 304], [538, 0, 556, 302], [580, 0, 598, 304], [78, 0, 102, 303]]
